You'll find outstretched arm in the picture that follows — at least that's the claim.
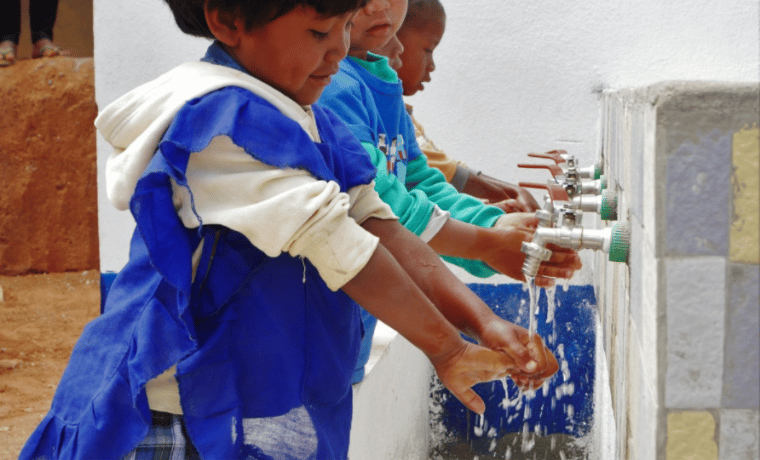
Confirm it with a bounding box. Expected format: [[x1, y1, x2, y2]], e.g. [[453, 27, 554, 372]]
[[462, 172, 541, 213], [427, 214, 582, 287], [340, 229, 512, 414], [352, 218, 559, 388]]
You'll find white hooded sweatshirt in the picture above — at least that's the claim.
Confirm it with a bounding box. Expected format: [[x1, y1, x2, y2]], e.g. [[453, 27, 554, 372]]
[[96, 61, 396, 292]]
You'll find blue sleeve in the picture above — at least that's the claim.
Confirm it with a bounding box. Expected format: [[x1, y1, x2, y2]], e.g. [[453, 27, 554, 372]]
[[318, 71, 379, 146]]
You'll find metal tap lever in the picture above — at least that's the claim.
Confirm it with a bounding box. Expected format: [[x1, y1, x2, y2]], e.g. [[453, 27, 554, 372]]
[[518, 182, 570, 204], [527, 150, 601, 180], [518, 163, 566, 179]]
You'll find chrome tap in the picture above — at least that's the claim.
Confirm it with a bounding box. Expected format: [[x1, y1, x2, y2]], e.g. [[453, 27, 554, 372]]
[[518, 183, 630, 278], [527, 149, 602, 180], [519, 152, 616, 220]]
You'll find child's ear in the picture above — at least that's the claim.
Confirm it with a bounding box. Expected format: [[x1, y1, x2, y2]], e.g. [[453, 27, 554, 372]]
[[204, 5, 242, 47]]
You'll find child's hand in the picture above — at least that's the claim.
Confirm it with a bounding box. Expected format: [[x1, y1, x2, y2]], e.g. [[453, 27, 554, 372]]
[[485, 215, 582, 287], [478, 319, 559, 390], [488, 188, 541, 214], [430, 341, 515, 414], [492, 212, 539, 231], [511, 184, 541, 212], [470, 175, 541, 212], [491, 198, 534, 214]]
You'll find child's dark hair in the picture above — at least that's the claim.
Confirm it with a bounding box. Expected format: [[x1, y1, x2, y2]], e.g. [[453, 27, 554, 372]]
[[403, 0, 445, 31], [164, 0, 368, 39]]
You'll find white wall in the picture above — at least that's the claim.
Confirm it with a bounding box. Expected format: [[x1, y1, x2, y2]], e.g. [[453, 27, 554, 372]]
[[94, 0, 760, 271], [411, 0, 759, 185]]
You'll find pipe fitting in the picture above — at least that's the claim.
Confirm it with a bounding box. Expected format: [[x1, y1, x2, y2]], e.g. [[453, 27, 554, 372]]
[[578, 162, 602, 180], [579, 175, 607, 195], [570, 190, 618, 220]]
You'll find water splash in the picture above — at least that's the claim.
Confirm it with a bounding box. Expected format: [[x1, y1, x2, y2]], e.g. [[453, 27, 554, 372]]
[[545, 285, 557, 324], [511, 280, 578, 455], [520, 422, 535, 452], [473, 413, 487, 437], [526, 276, 538, 338]]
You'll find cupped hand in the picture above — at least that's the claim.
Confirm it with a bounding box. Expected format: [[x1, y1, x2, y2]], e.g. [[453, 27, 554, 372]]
[[430, 341, 515, 415], [508, 333, 560, 391], [487, 184, 541, 213], [478, 319, 559, 386], [513, 186, 541, 212], [536, 243, 583, 286]]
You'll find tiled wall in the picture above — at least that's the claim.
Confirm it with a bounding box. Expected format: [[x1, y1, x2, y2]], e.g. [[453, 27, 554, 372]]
[[600, 82, 759, 459]]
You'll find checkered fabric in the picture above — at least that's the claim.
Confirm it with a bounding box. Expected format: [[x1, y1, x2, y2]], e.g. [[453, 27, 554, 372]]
[[121, 412, 201, 460]]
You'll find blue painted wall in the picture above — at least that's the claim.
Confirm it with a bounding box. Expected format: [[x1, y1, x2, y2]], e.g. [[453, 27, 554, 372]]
[[432, 283, 597, 448]]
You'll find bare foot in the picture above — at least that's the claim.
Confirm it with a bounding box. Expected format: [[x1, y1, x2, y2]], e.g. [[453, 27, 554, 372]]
[[0, 40, 16, 66], [32, 38, 65, 59]]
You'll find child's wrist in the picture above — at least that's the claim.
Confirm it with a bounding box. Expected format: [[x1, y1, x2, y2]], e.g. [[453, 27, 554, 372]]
[[474, 317, 506, 344], [424, 333, 468, 365]]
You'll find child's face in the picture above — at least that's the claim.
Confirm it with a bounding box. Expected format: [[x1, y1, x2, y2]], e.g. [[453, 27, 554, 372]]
[[350, 0, 408, 57], [374, 34, 404, 70], [396, 15, 445, 96], [227, 7, 354, 105]]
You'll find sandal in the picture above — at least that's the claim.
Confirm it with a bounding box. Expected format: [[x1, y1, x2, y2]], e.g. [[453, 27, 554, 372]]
[[32, 39, 64, 59], [0, 41, 16, 67]]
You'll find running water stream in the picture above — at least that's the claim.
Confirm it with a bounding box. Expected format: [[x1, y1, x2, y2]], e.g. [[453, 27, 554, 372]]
[[513, 279, 575, 456], [526, 276, 538, 338]]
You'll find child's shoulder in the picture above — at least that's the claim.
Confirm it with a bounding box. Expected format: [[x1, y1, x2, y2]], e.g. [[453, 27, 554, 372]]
[[319, 60, 378, 110], [322, 59, 368, 96]]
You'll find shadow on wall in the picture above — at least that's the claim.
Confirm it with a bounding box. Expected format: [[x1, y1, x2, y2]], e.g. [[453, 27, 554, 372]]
[[14, 0, 93, 59]]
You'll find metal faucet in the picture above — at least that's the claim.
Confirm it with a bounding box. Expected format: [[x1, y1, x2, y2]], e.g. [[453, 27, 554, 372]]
[[518, 150, 617, 220], [527, 149, 602, 181], [518, 183, 630, 278]]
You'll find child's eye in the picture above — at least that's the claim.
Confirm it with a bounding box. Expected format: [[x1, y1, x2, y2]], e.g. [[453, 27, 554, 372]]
[[310, 30, 329, 40]]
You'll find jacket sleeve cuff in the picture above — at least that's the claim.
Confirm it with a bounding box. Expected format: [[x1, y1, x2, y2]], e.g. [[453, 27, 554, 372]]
[[450, 165, 471, 192], [297, 216, 380, 291], [348, 182, 397, 224]]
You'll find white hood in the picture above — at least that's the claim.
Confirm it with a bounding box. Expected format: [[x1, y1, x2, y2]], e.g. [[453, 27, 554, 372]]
[[96, 61, 314, 210]]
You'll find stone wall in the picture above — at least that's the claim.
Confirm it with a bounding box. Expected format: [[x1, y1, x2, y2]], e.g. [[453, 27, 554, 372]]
[[0, 57, 99, 275], [599, 81, 759, 459]]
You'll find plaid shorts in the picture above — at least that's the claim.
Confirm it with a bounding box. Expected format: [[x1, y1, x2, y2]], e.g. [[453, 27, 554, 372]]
[[121, 411, 201, 460]]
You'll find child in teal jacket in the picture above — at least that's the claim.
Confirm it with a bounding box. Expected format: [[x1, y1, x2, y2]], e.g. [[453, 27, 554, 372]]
[[319, 0, 581, 382]]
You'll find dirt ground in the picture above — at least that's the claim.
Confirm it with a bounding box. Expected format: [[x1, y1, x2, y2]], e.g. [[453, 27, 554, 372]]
[[0, 54, 100, 459], [0, 270, 100, 460]]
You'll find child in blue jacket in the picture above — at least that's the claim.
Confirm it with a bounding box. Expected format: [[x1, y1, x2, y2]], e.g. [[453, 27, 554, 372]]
[[19, 0, 558, 459]]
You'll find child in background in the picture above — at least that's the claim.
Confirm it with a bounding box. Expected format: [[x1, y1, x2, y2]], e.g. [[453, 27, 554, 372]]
[[20, 1, 559, 459], [319, 0, 577, 281], [319, 0, 579, 383], [380, 0, 540, 213]]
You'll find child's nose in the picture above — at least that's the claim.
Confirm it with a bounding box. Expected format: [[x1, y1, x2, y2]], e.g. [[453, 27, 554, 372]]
[[364, 0, 391, 14], [327, 31, 350, 62]]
